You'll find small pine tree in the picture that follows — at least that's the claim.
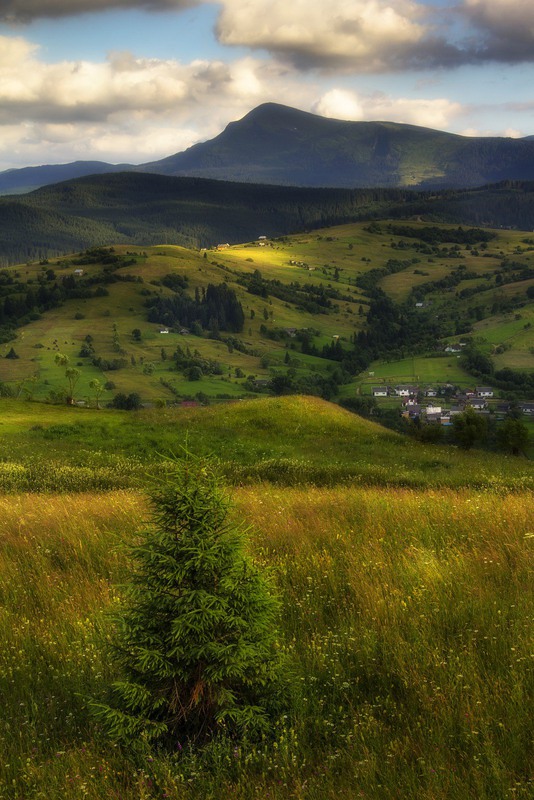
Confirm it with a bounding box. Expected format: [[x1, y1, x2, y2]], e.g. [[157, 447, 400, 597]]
[[90, 454, 281, 749]]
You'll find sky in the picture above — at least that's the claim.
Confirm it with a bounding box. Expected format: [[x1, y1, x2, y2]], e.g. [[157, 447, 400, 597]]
[[0, 0, 533, 171]]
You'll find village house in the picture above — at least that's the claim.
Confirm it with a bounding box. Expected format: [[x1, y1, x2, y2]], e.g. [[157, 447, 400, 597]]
[[402, 404, 423, 419], [476, 386, 494, 398], [395, 385, 419, 397], [519, 401, 534, 415], [372, 386, 389, 397], [467, 398, 487, 410]]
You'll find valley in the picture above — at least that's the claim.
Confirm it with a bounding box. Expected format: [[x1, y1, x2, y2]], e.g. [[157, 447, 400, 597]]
[[0, 214, 532, 800]]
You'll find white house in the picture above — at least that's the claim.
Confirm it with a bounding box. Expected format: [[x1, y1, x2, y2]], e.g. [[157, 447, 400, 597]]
[[476, 387, 494, 398], [395, 385, 419, 397], [372, 386, 389, 397]]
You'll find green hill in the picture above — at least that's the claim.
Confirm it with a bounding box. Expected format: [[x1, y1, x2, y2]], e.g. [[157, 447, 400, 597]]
[[0, 219, 532, 420]]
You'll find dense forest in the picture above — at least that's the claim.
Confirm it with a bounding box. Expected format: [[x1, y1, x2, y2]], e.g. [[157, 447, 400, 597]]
[[2, 173, 534, 266]]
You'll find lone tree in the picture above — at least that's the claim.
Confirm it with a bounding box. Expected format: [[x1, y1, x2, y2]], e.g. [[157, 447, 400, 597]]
[[91, 454, 281, 749], [54, 353, 80, 405]]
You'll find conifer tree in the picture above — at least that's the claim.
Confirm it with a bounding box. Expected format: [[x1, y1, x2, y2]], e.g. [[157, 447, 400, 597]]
[[90, 454, 281, 749]]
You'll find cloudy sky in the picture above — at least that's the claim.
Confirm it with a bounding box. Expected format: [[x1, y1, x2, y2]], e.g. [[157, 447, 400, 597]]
[[0, 0, 533, 171]]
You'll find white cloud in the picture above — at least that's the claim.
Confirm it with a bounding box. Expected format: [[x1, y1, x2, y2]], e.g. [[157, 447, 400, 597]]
[[313, 90, 364, 121], [461, 126, 525, 139], [314, 87, 463, 130], [0, 33, 313, 168], [215, 0, 447, 71]]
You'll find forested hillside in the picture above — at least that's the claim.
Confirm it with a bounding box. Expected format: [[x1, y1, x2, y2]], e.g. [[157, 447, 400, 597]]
[[2, 172, 534, 266]]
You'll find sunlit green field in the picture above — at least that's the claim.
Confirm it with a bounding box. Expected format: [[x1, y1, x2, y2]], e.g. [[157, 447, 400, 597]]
[[0, 396, 532, 492], [2, 220, 533, 405]]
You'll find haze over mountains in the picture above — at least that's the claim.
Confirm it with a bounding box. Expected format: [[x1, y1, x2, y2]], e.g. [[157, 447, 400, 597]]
[[2, 103, 534, 195]]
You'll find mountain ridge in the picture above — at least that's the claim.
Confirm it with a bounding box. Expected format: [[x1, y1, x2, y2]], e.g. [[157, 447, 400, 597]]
[[2, 102, 534, 195]]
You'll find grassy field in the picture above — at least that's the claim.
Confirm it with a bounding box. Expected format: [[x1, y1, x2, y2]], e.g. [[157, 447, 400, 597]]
[[0, 394, 532, 798], [0, 395, 532, 492], [356, 355, 472, 390], [0, 481, 532, 799]]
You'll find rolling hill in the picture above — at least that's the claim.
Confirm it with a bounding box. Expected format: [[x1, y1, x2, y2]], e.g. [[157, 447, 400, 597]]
[[2, 103, 534, 195], [0, 219, 532, 415]]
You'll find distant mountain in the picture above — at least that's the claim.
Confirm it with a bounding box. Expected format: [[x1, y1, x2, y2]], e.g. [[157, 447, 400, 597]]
[[0, 160, 132, 196], [147, 103, 534, 190], [2, 103, 534, 195], [2, 171, 534, 266]]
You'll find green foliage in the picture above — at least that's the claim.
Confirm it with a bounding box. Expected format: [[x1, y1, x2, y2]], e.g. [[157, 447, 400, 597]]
[[90, 454, 282, 748], [452, 407, 488, 450], [497, 418, 530, 456]]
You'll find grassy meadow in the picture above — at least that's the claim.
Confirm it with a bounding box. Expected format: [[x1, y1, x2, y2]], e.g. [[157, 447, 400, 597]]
[[0, 481, 532, 799], [0, 215, 533, 798], [0, 394, 532, 798]]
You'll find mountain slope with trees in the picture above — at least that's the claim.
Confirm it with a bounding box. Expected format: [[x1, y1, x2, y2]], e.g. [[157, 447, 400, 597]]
[[2, 172, 534, 266]]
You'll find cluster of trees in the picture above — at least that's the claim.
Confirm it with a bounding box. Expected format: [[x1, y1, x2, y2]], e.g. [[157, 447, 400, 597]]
[[172, 345, 225, 381], [460, 346, 534, 394], [238, 269, 345, 315], [385, 224, 496, 245], [146, 282, 245, 334]]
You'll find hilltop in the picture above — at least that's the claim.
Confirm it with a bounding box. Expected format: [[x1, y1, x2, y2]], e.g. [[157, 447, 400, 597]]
[[147, 103, 534, 189]]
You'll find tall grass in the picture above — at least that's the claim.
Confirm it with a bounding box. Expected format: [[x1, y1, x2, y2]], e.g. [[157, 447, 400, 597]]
[[0, 485, 532, 798]]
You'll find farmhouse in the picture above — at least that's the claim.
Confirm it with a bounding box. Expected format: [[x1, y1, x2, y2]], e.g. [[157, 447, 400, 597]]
[[468, 398, 487, 410], [395, 385, 419, 397], [519, 402, 534, 415], [476, 386, 494, 398], [372, 386, 389, 397]]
